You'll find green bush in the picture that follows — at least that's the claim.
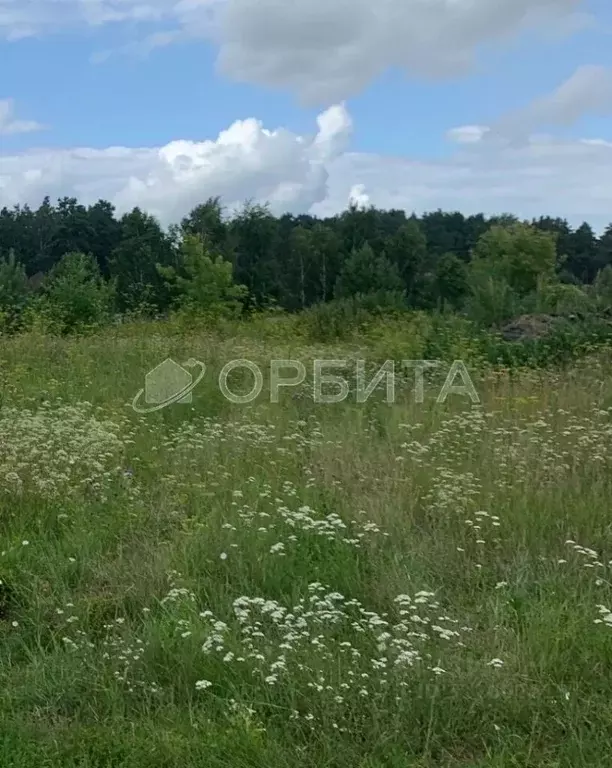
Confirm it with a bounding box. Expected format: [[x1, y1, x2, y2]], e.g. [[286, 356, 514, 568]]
[[158, 234, 248, 320], [533, 281, 593, 316], [299, 292, 406, 342], [32, 252, 115, 334]]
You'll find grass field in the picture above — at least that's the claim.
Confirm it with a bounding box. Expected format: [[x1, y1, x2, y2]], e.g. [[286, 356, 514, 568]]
[[1, 324, 612, 767]]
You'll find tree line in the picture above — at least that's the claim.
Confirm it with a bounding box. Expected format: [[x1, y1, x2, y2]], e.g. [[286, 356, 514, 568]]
[[0, 195, 611, 333]]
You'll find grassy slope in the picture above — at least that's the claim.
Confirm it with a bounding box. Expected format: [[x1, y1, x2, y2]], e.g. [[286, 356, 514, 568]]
[[1, 325, 612, 767]]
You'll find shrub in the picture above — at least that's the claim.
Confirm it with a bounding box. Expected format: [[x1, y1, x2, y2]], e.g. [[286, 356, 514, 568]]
[[33, 252, 115, 334], [158, 234, 248, 320], [299, 292, 406, 342]]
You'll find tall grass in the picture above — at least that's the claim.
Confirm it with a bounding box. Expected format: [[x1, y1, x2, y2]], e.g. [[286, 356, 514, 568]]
[[1, 321, 612, 767]]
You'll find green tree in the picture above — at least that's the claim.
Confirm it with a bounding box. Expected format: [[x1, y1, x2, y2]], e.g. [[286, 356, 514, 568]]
[[471, 223, 557, 297], [0, 202, 51, 277], [0, 249, 29, 330], [109, 208, 174, 313], [87, 200, 122, 277], [301, 222, 343, 305], [488, 213, 520, 228], [180, 197, 228, 252], [531, 216, 572, 273], [334, 243, 405, 302], [37, 252, 115, 333], [420, 210, 471, 259], [466, 223, 558, 326], [228, 202, 281, 306], [30, 197, 60, 275], [382, 218, 427, 305], [433, 252, 469, 310], [285, 225, 314, 310], [336, 203, 392, 256], [50, 197, 96, 268], [158, 234, 247, 318], [562, 222, 598, 283], [595, 224, 612, 278]]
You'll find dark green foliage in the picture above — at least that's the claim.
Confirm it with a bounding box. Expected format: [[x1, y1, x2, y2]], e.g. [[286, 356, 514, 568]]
[[0, 249, 29, 331], [595, 224, 612, 279], [109, 208, 174, 313], [335, 243, 405, 300], [381, 218, 427, 306], [1, 195, 612, 353], [157, 233, 247, 318], [593, 265, 612, 311], [34, 251, 115, 333], [300, 292, 406, 342], [432, 252, 469, 310]]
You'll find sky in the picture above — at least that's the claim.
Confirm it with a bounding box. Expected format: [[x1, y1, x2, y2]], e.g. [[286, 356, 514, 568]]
[[1, 0, 612, 230]]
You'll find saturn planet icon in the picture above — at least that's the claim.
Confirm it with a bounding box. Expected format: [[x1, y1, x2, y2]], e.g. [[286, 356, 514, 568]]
[[131, 358, 206, 413]]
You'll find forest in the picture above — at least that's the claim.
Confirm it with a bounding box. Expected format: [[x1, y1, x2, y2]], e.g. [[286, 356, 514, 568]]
[[1, 195, 612, 335]]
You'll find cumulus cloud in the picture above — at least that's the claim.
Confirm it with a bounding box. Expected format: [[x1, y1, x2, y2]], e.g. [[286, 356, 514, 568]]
[[0, 98, 45, 135], [0, 0, 585, 102], [1, 103, 612, 231], [348, 184, 370, 209], [0, 104, 351, 224]]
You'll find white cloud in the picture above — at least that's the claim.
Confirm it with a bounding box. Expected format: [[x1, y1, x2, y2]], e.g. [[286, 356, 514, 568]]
[[445, 67, 612, 146], [1, 104, 612, 231], [348, 184, 370, 208], [0, 0, 585, 102], [313, 136, 612, 232], [490, 65, 612, 140], [0, 105, 351, 224], [446, 125, 490, 144], [0, 98, 45, 135], [0, 0, 176, 39], [213, 0, 584, 103]]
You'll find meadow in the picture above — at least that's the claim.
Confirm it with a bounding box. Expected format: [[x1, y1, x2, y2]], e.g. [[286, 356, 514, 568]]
[[1, 320, 612, 767]]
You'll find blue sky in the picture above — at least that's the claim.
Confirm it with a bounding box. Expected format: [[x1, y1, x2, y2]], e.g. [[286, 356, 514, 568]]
[[2, 0, 612, 229]]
